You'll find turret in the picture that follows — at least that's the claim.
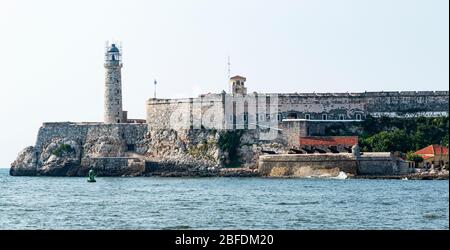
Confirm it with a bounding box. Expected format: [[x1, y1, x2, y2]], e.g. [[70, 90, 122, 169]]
[[230, 75, 247, 95]]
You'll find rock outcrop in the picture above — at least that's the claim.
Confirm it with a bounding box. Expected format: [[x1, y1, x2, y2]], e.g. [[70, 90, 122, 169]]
[[10, 123, 149, 176], [10, 146, 38, 176], [10, 122, 277, 177]]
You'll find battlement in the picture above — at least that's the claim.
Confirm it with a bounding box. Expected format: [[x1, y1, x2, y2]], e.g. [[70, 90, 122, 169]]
[[275, 90, 449, 98]]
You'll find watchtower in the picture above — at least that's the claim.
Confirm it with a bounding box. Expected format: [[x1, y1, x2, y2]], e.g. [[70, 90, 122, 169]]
[[230, 75, 247, 95]]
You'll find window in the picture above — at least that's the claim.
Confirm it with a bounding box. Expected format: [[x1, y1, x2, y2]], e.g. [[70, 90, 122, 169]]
[[322, 114, 327, 120], [127, 144, 135, 151], [339, 114, 345, 120], [356, 114, 362, 120], [288, 112, 297, 119], [277, 113, 282, 121], [305, 114, 311, 120], [243, 113, 248, 122]]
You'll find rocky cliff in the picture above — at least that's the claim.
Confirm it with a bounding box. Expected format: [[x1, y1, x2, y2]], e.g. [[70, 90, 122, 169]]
[[10, 122, 279, 177], [10, 123, 148, 176]]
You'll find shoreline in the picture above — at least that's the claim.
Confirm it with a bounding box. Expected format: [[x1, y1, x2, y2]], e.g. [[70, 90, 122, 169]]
[[351, 172, 449, 180], [4, 167, 449, 180]]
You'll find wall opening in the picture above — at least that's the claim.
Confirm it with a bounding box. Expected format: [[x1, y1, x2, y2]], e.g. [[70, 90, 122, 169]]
[[288, 112, 298, 119], [127, 144, 135, 151]]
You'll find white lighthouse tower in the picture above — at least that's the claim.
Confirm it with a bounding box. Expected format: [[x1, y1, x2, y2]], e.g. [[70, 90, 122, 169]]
[[104, 42, 124, 123]]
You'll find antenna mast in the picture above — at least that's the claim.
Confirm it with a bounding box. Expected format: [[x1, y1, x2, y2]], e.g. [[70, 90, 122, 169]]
[[227, 56, 231, 93], [154, 79, 157, 99], [227, 56, 231, 79]]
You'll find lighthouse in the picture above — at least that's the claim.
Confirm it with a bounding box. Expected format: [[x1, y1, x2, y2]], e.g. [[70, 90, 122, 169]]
[[104, 43, 124, 123]]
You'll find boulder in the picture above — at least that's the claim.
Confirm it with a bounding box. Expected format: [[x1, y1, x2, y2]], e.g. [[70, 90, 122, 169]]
[[10, 146, 38, 176]]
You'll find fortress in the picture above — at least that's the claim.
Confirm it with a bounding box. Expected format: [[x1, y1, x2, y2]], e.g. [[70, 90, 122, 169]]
[[99, 43, 448, 130], [9, 43, 450, 177]]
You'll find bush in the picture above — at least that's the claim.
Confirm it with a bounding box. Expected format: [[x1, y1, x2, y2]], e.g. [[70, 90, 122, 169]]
[[52, 144, 74, 157], [442, 134, 449, 147], [218, 130, 243, 167], [406, 152, 423, 164]]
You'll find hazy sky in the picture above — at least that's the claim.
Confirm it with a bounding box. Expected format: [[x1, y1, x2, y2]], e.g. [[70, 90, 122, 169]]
[[0, 0, 448, 167]]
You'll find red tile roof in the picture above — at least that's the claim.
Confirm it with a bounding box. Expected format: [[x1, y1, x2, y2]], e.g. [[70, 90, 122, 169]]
[[299, 136, 358, 146], [415, 145, 449, 158]]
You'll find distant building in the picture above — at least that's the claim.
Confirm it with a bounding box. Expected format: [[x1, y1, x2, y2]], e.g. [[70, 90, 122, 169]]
[[415, 145, 449, 168], [146, 75, 449, 131]]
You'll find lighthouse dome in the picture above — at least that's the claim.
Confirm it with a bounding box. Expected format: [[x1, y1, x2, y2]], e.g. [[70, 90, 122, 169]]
[[108, 44, 120, 53]]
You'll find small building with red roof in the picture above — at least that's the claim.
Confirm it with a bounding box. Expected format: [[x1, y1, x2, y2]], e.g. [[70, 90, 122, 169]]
[[414, 145, 449, 168]]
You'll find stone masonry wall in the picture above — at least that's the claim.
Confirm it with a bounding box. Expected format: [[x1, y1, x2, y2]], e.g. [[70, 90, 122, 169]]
[[277, 91, 449, 120], [35, 122, 148, 153], [104, 63, 123, 123], [147, 94, 225, 130], [258, 153, 358, 177], [258, 152, 409, 177], [10, 122, 149, 176], [146, 91, 449, 130]]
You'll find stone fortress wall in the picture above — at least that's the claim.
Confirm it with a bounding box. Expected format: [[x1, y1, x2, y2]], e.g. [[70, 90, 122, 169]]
[[13, 122, 150, 176], [147, 94, 226, 130], [35, 122, 148, 153], [146, 90, 449, 130], [277, 91, 449, 120]]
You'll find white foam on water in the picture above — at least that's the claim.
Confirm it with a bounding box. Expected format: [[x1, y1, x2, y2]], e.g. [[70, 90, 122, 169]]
[[331, 171, 348, 180], [305, 171, 348, 179]]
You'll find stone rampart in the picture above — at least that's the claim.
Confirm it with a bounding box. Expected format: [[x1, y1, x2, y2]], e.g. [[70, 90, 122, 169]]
[[146, 91, 449, 130]]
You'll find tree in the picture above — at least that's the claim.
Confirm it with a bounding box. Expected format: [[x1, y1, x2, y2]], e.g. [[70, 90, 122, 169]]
[[361, 129, 411, 152], [406, 152, 423, 165], [442, 134, 449, 147]]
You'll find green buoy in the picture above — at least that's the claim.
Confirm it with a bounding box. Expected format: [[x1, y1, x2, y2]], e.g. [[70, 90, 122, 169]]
[[87, 169, 96, 183]]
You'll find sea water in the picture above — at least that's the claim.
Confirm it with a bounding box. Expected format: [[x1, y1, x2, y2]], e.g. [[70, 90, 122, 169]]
[[0, 168, 448, 229]]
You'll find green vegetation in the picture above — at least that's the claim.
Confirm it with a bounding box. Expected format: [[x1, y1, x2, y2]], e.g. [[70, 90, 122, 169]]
[[324, 116, 449, 153], [361, 129, 411, 152], [218, 130, 243, 167], [406, 152, 424, 164], [52, 144, 74, 157], [359, 116, 449, 153], [442, 134, 449, 147]]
